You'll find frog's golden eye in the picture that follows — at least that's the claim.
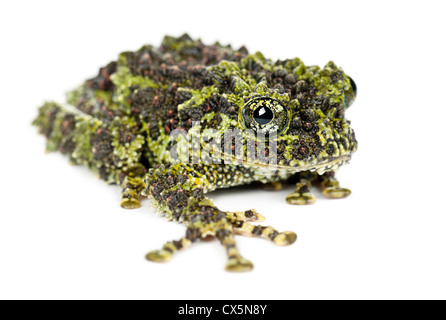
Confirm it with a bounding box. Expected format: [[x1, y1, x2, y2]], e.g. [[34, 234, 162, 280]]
[[242, 97, 289, 135], [344, 76, 357, 108]]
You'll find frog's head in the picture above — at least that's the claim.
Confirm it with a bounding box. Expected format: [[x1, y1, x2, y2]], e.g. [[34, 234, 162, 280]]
[[177, 53, 357, 174]]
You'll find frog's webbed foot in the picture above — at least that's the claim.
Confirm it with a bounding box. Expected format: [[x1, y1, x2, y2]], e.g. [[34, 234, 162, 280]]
[[215, 222, 256, 272], [146, 214, 296, 272], [286, 171, 351, 205]]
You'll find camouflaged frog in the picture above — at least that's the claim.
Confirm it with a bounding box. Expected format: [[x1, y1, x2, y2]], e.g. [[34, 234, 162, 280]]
[[33, 34, 357, 272]]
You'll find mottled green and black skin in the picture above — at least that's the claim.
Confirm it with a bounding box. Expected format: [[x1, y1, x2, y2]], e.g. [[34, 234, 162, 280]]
[[33, 34, 357, 272]]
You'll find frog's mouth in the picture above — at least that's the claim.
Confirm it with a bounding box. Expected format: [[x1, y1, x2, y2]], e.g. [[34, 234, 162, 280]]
[[191, 132, 357, 174], [247, 154, 353, 175], [206, 147, 354, 175]]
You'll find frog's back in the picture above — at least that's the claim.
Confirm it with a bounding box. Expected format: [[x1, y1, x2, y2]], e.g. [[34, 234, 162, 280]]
[[33, 34, 250, 183], [70, 34, 249, 123]]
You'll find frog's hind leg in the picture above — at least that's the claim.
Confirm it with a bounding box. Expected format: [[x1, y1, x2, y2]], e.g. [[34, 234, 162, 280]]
[[318, 171, 351, 199], [286, 172, 318, 205]]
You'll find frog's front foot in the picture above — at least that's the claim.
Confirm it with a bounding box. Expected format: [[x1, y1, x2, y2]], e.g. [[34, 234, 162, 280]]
[[286, 182, 316, 205], [143, 164, 297, 272], [225, 257, 254, 272], [120, 173, 145, 209], [120, 196, 141, 209], [320, 171, 351, 199], [286, 171, 351, 205], [273, 231, 298, 246], [145, 209, 296, 272]]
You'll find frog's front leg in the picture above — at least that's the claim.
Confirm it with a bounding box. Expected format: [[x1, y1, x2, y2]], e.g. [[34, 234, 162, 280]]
[[261, 181, 283, 191], [319, 171, 351, 199], [286, 172, 318, 205], [145, 203, 255, 272], [141, 164, 296, 272], [285, 170, 351, 205], [120, 165, 148, 209]]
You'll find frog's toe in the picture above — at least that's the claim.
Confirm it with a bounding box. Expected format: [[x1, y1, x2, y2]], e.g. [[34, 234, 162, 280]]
[[319, 171, 351, 199], [120, 198, 141, 209], [225, 257, 254, 272], [232, 221, 298, 247], [273, 231, 298, 246], [146, 237, 191, 263], [228, 209, 265, 222], [261, 181, 283, 191], [322, 187, 351, 199], [244, 209, 265, 222], [145, 249, 172, 263], [286, 181, 316, 205], [286, 192, 316, 205]]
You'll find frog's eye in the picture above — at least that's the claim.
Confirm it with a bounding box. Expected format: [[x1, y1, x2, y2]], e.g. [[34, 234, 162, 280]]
[[344, 76, 357, 108], [242, 97, 289, 135], [253, 105, 274, 125]]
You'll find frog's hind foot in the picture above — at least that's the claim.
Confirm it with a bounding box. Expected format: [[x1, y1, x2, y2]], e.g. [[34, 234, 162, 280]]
[[226, 209, 265, 222], [145, 214, 296, 272], [261, 181, 283, 191]]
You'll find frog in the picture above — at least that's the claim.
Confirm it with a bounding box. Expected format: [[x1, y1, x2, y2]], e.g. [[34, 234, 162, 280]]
[[33, 34, 357, 272]]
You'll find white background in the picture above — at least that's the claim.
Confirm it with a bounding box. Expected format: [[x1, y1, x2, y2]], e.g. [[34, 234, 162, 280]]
[[1, 0, 445, 300]]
